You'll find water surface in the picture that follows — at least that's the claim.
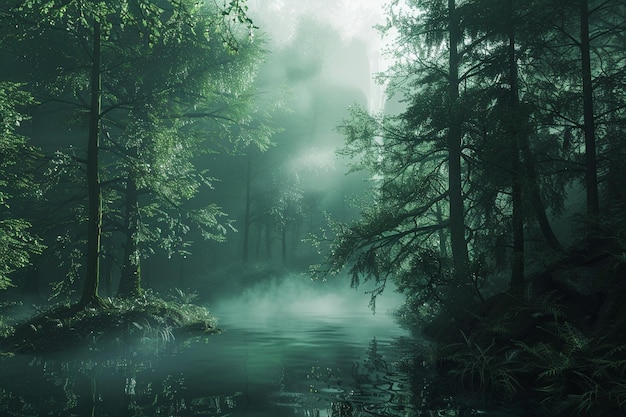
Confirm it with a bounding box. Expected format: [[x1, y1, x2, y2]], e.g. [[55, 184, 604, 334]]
[[0, 281, 416, 416]]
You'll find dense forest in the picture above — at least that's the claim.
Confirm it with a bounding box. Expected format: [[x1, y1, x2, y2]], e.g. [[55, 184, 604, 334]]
[[318, 0, 626, 415], [1, 0, 626, 416]]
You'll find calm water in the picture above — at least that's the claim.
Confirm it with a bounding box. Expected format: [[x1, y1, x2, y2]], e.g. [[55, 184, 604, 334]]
[[0, 282, 419, 417]]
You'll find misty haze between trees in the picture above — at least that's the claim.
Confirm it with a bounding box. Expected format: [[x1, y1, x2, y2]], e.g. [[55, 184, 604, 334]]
[[1, 0, 626, 416]]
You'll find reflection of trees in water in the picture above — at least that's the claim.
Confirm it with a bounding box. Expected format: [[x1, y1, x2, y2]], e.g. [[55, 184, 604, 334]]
[[1, 337, 432, 417], [274, 337, 423, 417], [0, 354, 243, 417]]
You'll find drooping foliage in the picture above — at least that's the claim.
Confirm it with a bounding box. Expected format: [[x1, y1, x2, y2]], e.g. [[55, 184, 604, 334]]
[[319, 0, 626, 315], [317, 0, 626, 413]]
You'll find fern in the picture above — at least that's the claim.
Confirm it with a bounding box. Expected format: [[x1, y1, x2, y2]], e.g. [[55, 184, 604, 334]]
[[609, 381, 626, 408], [514, 319, 626, 415], [441, 332, 522, 401], [523, 287, 566, 321]]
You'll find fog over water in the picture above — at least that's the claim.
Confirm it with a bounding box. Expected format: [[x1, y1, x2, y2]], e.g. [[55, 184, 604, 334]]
[[0, 2, 417, 416], [3, 0, 624, 414], [200, 275, 411, 417], [212, 273, 405, 327], [222, 0, 400, 333]]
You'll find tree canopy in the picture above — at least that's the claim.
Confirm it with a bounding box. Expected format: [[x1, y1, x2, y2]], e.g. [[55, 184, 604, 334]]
[[318, 0, 626, 316], [0, 0, 271, 303]]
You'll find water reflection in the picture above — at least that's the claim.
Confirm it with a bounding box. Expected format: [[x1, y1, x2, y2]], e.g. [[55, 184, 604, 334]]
[[0, 350, 247, 416], [0, 285, 418, 416], [268, 336, 420, 417]]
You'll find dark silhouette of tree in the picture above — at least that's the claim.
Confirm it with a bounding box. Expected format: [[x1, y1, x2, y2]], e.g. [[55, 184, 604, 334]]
[[579, 0, 599, 218], [317, 0, 626, 313], [525, 0, 625, 223], [315, 0, 485, 313], [446, 0, 471, 300]]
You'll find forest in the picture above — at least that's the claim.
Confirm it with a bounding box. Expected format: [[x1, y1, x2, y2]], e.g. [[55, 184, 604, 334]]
[[0, 0, 626, 416]]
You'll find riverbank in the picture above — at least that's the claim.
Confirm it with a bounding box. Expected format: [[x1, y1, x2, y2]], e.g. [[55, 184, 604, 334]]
[[421, 235, 626, 416], [0, 290, 219, 354]]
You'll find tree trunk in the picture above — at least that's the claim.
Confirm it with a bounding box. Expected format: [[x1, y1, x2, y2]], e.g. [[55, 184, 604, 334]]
[[508, 3, 562, 252], [117, 170, 141, 297], [580, 0, 600, 218], [447, 0, 470, 287], [281, 227, 287, 265], [243, 156, 251, 264], [254, 222, 261, 260], [80, 21, 103, 307], [264, 221, 272, 260], [508, 29, 525, 294], [519, 139, 563, 251], [102, 254, 113, 297], [435, 201, 449, 259]]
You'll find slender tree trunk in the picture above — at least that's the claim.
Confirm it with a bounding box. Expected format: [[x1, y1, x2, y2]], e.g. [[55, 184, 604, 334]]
[[254, 223, 261, 260], [118, 170, 141, 297], [510, 160, 524, 291], [435, 202, 449, 259], [519, 142, 563, 251], [264, 221, 272, 260], [281, 227, 287, 265], [508, 2, 562, 252], [81, 21, 103, 307], [243, 156, 251, 264], [102, 254, 113, 297], [580, 0, 600, 218], [508, 30, 525, 294], [447, 0, 470, 286]]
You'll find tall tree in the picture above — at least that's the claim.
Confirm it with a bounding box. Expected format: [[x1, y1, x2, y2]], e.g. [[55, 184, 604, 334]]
[[579, 0, 599, 218], [3, 0, 260, 305], [107, 15, 268, 297], [322, 0, 480, 311], [83, 19, 103, 306], [527, 0, 625, 223], [446, 0, 471, 293]]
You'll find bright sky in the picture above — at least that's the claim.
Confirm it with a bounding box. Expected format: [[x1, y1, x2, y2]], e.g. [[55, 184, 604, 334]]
[[249, 0, 390, 114], [248, 0, 387, 47]]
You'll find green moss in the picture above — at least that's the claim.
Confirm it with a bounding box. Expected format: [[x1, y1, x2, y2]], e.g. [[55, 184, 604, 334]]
[[0, 291, 219, 354]]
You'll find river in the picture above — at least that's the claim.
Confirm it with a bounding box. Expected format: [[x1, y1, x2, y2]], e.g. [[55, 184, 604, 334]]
[[0, 280, 421, 416]]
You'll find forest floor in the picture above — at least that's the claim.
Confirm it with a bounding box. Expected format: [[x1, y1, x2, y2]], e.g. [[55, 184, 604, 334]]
[[422, 235, 626, 416], [0, 292, 219, 354]]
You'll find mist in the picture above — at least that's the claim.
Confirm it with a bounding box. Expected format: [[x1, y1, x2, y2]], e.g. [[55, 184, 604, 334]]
[[212, 272, 404, 324], [3, 0, 624, 416]]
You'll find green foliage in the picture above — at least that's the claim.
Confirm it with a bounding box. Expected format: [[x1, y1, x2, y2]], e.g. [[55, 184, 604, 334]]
[[112, 288, 217, 333], [438, 295, 626, 415], [2, 290, 217, 354], [0, 82, 44, 289], [441, 331, 523, 402], [0, 301, 17, 341], [2, 0, 274, 296], [514, 320, 626, 415], [0, 220, 42, 290]]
